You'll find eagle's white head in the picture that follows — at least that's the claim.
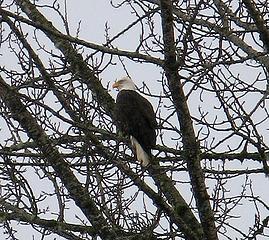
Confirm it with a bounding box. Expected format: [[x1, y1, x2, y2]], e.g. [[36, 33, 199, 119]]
[[112, 77, 136, 91]]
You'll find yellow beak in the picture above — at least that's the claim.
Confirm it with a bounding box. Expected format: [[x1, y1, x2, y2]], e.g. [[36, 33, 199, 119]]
[[112, 82, 119, 89]]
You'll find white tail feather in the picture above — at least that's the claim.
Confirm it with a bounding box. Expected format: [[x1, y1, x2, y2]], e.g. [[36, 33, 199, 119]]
[[130, 136, 150, 167]]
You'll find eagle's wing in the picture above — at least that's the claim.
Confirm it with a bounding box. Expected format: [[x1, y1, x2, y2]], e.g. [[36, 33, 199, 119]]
[[114, 90, 157, 152]]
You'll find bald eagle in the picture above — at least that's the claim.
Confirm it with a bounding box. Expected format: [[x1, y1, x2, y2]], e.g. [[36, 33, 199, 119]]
[[113, 77, 157, 166]]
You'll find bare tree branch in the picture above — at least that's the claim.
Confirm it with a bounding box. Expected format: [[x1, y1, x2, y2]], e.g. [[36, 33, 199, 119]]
[[242, 0, 269, 51], [159, 0, 218, 239], [0, 75, 119, 239]]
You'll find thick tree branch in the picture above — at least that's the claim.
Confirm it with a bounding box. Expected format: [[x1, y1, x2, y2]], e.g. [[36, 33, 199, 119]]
[[159, 0, 218, 239], [242, 0, 269, 52], [148, 166, 203, 239]]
